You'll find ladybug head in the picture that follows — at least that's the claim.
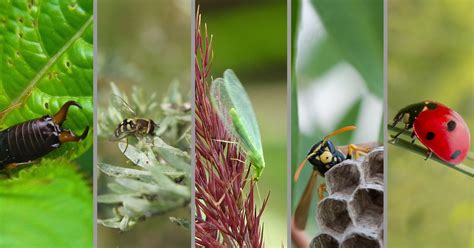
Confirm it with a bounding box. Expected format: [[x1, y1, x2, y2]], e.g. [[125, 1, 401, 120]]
[[392, 101, 439, 128]]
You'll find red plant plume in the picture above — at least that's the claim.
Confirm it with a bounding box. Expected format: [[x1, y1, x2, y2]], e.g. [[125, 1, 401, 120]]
[[194, 8, 268, 248]]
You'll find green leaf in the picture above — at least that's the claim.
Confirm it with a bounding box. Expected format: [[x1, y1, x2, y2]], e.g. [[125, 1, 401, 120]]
[[311, 0, 383, 97], [0, 159, 93, 247], [298, 36, 343, 80], [335, 97, 363, 142], [0, 0, 93, 160]]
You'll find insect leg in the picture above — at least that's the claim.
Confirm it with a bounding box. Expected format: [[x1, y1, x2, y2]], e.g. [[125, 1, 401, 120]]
[[1, 161, 37, 177], [212, 138, 239, 145], [122, 137, 129, 154], [318, 183, 327, 201], [53, 101, 82, 125], [424, 150, 433, 161], [392, 129, 406, 140], [391, 114, 403, 128], [347, 144, 370, 159], [410, 132, 417, 144], [59, 127, 90, 143]]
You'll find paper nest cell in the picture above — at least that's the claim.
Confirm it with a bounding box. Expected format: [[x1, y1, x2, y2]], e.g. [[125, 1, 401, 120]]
[[311, 147, 384, 248]]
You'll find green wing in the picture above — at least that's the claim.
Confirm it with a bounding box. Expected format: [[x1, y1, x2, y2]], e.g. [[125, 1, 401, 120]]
[[210, 69, 265, 172]]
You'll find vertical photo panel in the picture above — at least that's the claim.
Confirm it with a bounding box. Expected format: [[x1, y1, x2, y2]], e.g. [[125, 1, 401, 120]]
[[194, 1, 287, 247], [291, 0, 384, 247], [0, 0, 93, 247], [97, 0, 191, 247], [388, 1, 474, 247]]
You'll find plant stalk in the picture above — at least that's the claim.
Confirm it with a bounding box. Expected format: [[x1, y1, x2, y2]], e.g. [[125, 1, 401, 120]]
[[388, 125, 474, 177]]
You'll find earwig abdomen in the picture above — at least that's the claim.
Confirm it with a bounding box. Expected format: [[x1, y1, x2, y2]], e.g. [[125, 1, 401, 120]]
[[0, 101, 89, 169], [0, 117, 60, 166]]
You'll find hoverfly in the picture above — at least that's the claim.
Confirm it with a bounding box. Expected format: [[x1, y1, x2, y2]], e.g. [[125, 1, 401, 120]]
[[110, 94, 158, 150]]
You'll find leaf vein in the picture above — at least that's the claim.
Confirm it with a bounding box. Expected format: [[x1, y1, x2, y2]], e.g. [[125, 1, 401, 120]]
[[35, 0, 48, 57], [0, 16, 93, 121]]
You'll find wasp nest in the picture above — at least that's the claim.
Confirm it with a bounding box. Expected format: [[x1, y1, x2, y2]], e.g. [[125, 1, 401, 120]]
[[311, 147, 384, 248]]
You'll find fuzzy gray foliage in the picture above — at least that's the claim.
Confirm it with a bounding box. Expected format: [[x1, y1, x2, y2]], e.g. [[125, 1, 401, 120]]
[[97, 82, 191, 231]]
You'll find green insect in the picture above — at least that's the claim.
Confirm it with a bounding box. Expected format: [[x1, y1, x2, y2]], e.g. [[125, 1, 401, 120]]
[[210, 69, 265, 180]]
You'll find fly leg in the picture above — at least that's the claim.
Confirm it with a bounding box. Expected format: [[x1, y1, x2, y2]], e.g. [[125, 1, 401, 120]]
[[122, 137, 130, 154]]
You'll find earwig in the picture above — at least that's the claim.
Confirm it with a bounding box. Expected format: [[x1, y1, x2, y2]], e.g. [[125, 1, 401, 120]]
[[0, 101, 89, 169]]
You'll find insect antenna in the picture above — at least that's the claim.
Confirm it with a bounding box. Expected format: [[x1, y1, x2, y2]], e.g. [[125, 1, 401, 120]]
[[322, 125, 356, 144], [294, 158, 309, 182]]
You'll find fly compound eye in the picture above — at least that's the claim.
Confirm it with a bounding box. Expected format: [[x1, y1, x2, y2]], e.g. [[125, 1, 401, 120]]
[[320, 150, 333, 164]]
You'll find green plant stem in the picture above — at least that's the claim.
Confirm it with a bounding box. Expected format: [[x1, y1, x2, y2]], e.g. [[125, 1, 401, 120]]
[[388, 125, 474, 177]]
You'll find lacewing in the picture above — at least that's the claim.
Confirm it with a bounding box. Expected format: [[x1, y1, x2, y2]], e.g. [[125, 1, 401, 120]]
[[210, 69, 265, 180]]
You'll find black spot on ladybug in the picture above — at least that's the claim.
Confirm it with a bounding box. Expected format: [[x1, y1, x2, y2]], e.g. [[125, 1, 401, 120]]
[[450, 150, 461, 160], [447, 120, 456, 132], [426, 132, 435, 140], [426, 102, 437, 110]]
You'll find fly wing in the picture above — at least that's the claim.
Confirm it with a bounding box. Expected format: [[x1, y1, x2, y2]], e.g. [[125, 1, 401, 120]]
[[108, 130, 133, 141], [210, 69, 264, 157], [110, 94, 137, 117]]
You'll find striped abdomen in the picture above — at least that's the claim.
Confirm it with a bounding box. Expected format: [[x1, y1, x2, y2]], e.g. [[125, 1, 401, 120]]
[[0, 116, 60, 166]]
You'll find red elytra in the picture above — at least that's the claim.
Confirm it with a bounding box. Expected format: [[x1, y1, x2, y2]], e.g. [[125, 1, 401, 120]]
[[396, 101, 471, 165]]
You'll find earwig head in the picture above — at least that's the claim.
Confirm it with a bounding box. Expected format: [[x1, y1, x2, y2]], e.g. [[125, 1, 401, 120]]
[[293, 126, 356, 182], [53, 101, 82, 126]]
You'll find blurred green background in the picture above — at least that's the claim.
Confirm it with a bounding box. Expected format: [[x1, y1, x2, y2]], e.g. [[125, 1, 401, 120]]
[[291, 0, 383, 244], [388, 1, 474, 247], [98, 0, 190, 247], [198, 1, 287, 247]]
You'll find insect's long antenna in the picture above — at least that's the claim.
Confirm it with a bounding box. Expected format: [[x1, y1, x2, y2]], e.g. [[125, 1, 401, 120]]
[[322, 125, 356, 144], [294, 158, 308, 182]]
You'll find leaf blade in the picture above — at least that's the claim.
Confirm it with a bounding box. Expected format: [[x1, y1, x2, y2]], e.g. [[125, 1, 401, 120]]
[[0, 0, 93, 160]]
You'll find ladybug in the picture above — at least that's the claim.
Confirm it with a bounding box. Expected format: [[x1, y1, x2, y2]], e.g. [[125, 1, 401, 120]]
[[391, 100, 471, 165]]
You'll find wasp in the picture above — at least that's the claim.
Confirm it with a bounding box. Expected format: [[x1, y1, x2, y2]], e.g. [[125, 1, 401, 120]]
[[0, 101, 89, 169], [110, 95, 158, 147], [293, 126, 370, 230]]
